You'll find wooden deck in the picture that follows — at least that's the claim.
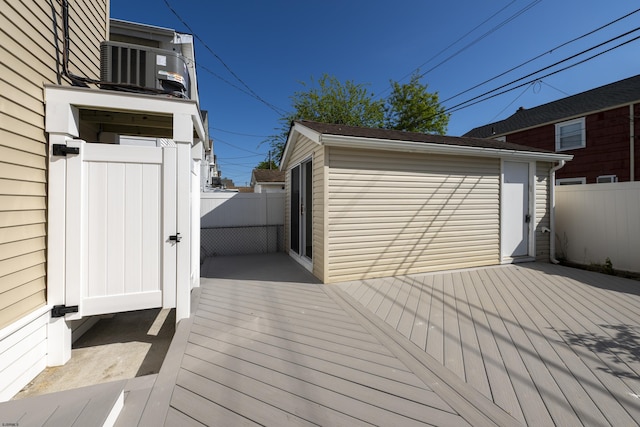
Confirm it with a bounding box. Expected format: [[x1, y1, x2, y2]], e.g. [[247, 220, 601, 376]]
[[5, 254, 637, 426], [134, 254, 640, 426], [138, 254, 512, 426], [338, 262, 640, 426]]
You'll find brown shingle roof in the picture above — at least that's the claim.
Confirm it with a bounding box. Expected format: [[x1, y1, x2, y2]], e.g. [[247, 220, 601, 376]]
[[297, 120, 555, 154], [252, 169, 285, 183], [463, 74, 640, 138]]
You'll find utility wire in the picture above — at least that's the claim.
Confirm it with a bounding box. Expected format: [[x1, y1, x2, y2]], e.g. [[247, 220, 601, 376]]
[[215, 137, 265, 155], [442, 7, 640, 104], [198, 63, 258, 100], [391, 0, 517, 87], [211, 127, 270, 138], [163, 0, 287, 116], [489, 82, 535, 122], [219, 154, 265, 159], [539, 80, 571, 96], [446, 33, 640, 115], [446, 28, 640, 112], [417, 0, 542, 79]]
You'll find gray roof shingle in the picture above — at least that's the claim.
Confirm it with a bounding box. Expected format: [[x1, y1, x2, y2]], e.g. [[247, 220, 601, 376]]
[[463, 74, 640, 138], [252, 169, 285, 183], [297, 120, 556, 154]]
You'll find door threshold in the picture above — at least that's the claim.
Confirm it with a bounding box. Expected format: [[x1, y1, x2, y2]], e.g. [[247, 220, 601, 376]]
[[502, 256, 535, 264], [288, 251, 313, 272]]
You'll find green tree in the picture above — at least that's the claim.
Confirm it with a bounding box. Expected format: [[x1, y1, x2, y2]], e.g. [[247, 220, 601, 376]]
[[266, 74, 384, 162], [385, 72, 449, 134], [266, 73, 448, 164], [256, 159, 278, 170]]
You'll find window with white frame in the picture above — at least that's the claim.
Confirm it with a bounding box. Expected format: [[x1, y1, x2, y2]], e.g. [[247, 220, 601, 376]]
[[596, 175, 617, 183], [556, 177, 586, 185], [555, 117, 585, 151]]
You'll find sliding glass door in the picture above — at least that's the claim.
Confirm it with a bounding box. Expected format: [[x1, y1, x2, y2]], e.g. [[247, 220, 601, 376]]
[[290, 159, 312, 261]]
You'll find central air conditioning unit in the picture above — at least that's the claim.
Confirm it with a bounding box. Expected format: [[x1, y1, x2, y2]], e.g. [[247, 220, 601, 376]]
[[100, 41, 190, 99]]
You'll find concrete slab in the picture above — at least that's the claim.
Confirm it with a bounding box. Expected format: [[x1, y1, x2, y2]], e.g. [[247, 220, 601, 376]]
[[13, 308, 174, 400]]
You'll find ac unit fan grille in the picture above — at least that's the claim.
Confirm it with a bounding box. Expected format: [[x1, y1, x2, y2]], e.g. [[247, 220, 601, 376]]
[[101, 44, 147, 87]]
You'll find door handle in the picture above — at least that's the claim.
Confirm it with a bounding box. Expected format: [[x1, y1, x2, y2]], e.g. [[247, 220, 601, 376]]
[[525, 214, 531, 223]]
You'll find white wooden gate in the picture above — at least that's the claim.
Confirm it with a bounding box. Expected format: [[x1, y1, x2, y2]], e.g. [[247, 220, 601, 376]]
[[63, 140, 178, 319]]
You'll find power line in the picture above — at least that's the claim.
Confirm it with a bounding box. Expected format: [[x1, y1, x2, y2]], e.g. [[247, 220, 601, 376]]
[[163, 0, 287, 116], [446, 32, 640, 115], [391, 0, 517, 88], [197, 63, 259, 100], [489, 82, 535, 122], [211, 127, 270, 138], [214, 136, 265, 155], [442, 7, 640, 104], [446, 27, 640, 112], [417, 0, 543, 80], [219, 154, 264, 160], [539, 80, 571, 97], [219, 160, 263, 167]]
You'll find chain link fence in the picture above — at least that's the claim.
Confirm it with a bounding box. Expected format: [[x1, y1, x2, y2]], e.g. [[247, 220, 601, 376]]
[[201, 225, 284, 257]]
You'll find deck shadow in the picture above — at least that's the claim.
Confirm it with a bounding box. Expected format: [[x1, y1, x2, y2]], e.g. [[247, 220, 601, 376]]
[[201, 253, 321, 284], [557, 324, 640, 380]]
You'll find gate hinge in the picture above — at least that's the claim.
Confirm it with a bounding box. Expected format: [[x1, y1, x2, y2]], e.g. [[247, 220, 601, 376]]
[[52, 144, 80, 156], [51, 304, 79, 318]]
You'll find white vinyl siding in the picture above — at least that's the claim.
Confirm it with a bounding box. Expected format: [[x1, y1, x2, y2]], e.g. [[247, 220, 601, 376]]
[[325, 147, 500, 283], [0, 0, 107, 329], [283, 135, 325, 281], [0, 308, 49, 401], [535, 162, 551, 261]]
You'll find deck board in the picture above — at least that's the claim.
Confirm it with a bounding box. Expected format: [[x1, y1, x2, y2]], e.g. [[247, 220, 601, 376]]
[[147, 254, 477, 426], [111, 254, 640, 426], [338, 262, 640, 426], [461, 269, 523, 421], [443, 273, 465, 380], [456, 271, 492, 400], [493, 268, 612, 427]]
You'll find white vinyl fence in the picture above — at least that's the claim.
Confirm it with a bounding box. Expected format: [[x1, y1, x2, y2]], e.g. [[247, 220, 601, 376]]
[[555, 182, 640, 273], [200, 192, 285, 257]]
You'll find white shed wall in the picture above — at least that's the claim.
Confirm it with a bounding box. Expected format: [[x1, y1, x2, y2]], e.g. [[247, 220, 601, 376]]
[[535, 162, 552, 261], [325, 147, 501, 283]]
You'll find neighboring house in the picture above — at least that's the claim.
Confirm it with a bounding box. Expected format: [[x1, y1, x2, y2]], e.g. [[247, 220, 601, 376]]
[[464, 74, 640, 184], [280, 120, 572, 284], [1, 3, 205, 401], [251, 169, 286, 193]]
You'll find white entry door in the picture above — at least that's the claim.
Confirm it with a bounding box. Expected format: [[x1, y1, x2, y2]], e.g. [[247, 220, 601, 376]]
[[62, 140, 178, 319], [502, 161, 531, 259]]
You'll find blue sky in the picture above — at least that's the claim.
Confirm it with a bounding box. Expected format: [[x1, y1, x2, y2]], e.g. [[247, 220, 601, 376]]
[[110, 0, 639, 186]]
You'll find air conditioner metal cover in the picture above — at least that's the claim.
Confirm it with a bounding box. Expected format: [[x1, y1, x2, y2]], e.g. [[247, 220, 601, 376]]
[[100, 41, 190, 99]]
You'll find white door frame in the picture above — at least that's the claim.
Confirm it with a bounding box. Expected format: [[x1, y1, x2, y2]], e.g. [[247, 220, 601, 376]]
[[44, 86, 203, 365], [288, 157, 313, 272], [500, 160, 535, 262]]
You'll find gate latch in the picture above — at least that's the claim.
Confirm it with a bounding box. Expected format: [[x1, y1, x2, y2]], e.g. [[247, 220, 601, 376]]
[[51, 304, 79, 318], [52, 144, 80, 156], [525, 214, 531, 223], [169, 233, 182, 243]]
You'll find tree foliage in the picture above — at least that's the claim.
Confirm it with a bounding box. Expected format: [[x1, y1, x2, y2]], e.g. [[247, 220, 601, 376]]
[[263, 72, 448, 166], [385, 73, 449, 134], [256, 159, 278, 170], [290, 74, 385, 128]]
